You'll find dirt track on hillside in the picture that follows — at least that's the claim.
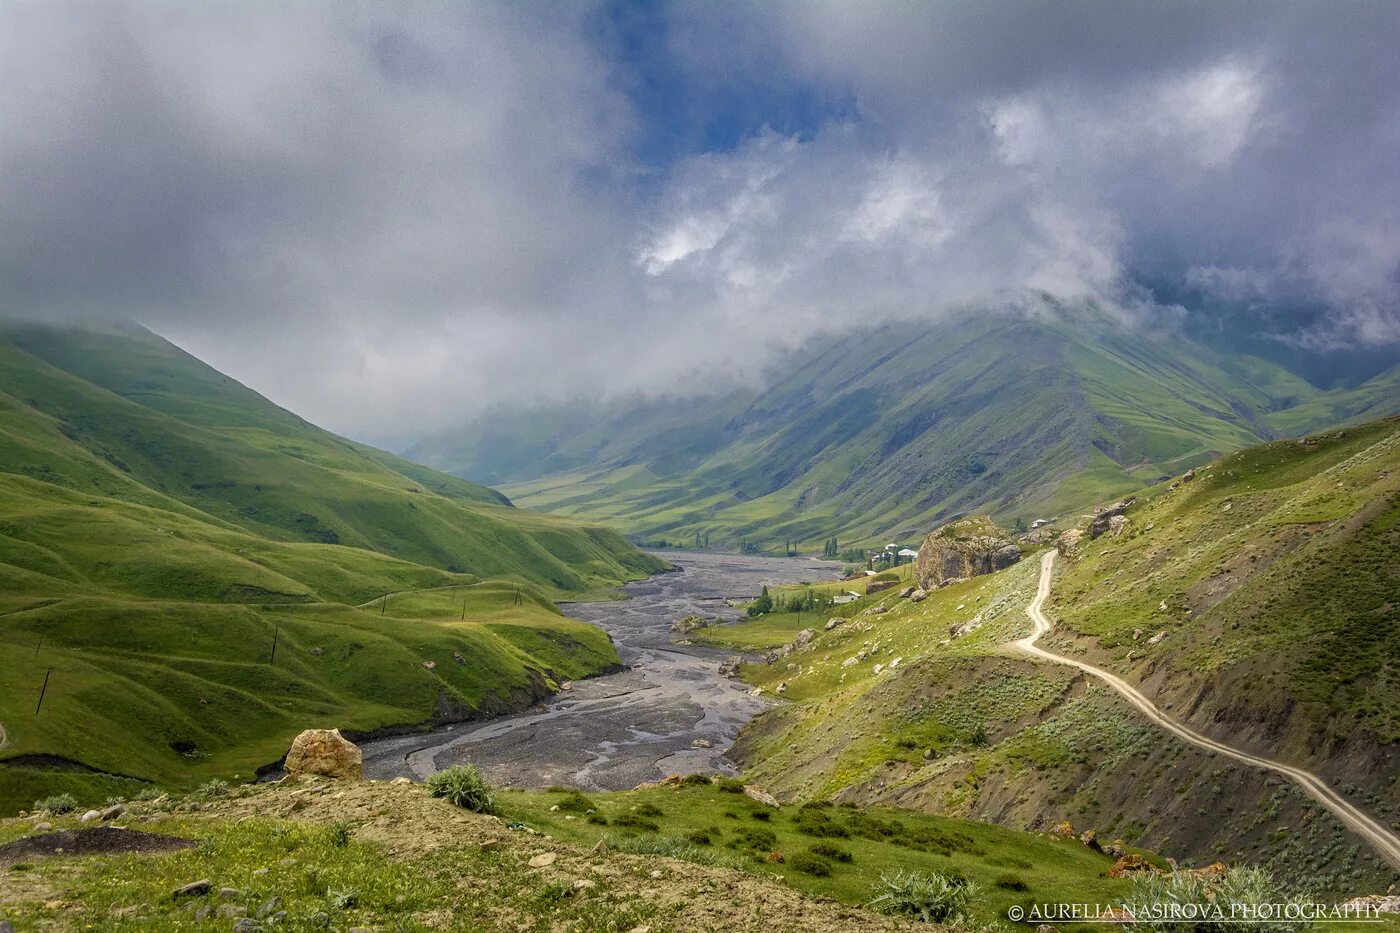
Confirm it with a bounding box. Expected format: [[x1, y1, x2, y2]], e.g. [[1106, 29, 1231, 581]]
[[1014, 549, 1400, 872]]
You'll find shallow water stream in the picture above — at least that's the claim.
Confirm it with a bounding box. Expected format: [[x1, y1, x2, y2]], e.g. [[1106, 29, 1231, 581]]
[[358, 550, 839, 789]]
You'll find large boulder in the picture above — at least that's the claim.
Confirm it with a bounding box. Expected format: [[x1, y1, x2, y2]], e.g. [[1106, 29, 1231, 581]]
[[1088, 498, 1136, 539], [1056, 529, 1084, 559], [913, 517, 1021, 590], [285, 729, 362, 781]]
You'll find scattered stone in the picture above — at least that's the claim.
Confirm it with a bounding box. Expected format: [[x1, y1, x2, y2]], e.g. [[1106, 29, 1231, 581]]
[[193, 907, 212, 921], [32, 822, 52, 833], [897, 586, 916, 599], [792, 628, 815, 650], [453, 651, 467, 664], [1079, 829, 1099, 850], [219, 888, 243, 899], [0, 922, 13, 933], [422, 659, 437, 669], [691, 738, 712, 748], [572, 879, 596, 893], [257, 896, 283, 918], [79, 809, 102, 824], [1340, 896, 1400, 915], [1108, 515, 1128, 537], [389, 777, 412, 786], [717, 657, 741, 678], [909, 588, 928, 602], [650, 869, 664, 878], [232, 920, 262, 933], [591, 838, 608, 854], [1147, 631, 1167, 646], [309, 646, 325, 656], [841, 656, 857, 668], [1107, 854, 1156, 878], [1222, 501, 1232, 512], [479, 839, 501, 852], [1036, 925, 1059, 933], [743, 785, 780, 808], [823, 617, 843, 631], [284, 728, 363, 781], [866, 579, 899, 594], [174, 879, 213, 898], [215, 903, 248, 919], [528, 852, 557, 868], [100, 804, 125, 821], [888, 657, 902, 670], [277, 858, 298, 867], [1182, 467, 1196, 482], [252, 868, 269, 877]]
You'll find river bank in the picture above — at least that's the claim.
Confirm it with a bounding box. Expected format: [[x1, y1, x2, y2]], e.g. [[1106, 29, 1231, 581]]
[[358, 551, 839, 789]]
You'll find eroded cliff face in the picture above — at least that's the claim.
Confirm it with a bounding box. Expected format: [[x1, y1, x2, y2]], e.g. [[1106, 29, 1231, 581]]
[[914, 516, 1021, 590]]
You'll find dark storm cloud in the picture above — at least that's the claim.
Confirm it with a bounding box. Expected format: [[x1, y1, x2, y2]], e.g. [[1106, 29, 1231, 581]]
[[0, 2, 1395, 442]]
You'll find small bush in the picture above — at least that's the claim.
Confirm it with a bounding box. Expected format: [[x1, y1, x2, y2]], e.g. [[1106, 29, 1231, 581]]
[[587, 814, 609, 826], [994, 873, 1029, 891], [134, 787, 163, 801], [680, 773, 713, 786], [612, 813, 660, 832], [33, 793, 78, 814], [717, 778, 745, 793], [750, 808, 771, 822], [326, 821, 351, 848], [686, 829, 714, 846], [197, 779, 229, 798], [810, 841, 854, 863], [426, 765, 495, 813], [729, 826, 778, 852], [788, 851, 834, 876], [792, 807, 849, 838], [1130, 865, 1311, 933], [635, 802, 664, 817], [554, 790, 596, 813], [608, 834, 741, 869], [868, 869, 975, 924]]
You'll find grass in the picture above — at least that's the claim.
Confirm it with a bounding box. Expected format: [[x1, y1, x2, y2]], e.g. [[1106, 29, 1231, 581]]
[[499, 782, 1135, 930], [0, 323, 667, 813]]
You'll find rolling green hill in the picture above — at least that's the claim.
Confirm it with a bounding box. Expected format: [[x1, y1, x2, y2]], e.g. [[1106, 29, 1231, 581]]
[[409, 309, 1400, 550], [0, 322, 667, 813], [698, 416, 1400, 893]]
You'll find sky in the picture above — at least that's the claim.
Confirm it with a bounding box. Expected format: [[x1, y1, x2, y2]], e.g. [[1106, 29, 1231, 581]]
[[2, 1, 1398, 446]]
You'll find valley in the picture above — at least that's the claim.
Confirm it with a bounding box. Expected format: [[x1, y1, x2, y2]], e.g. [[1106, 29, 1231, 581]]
[[358, 551, 839, 790]]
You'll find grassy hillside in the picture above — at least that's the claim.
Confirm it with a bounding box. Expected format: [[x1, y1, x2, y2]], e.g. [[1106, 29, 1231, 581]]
[[1052, 414, 1400, 772], [411, 308, 1399, 551], [0, 322, 667, 813], [699, 424, 1400, 894]]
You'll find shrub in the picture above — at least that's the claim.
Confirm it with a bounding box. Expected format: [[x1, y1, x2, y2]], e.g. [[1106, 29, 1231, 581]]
[[788, 851, 834, 876], [750, 808, 771, 822], [612, 812, 660, 832], [326, 821, 351, 847], [33, 793, 78, 814], [729, 826, 778, 852], [868, 869, 976, 924], [635, 802, 664, 817], [197, 779, 229, 798], [792, 807, 849, 838], [809, 841, 854, 863], [716, 778, 745, 793], [607, 834, 741, 869], [1130, 865, 1311, 933], [994, 873, 1029, 891], [134, 787, 164, 801], [554, 790, 596, 813], [680, 773, 713, 786], [426, 765, 495, 814], [686, 829, 714, 846]]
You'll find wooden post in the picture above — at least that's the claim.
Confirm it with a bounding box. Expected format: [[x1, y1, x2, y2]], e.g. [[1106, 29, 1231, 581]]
[[34, 635, 42, 657], [381, 593, 388, 616], [270, 625, 280, 664]]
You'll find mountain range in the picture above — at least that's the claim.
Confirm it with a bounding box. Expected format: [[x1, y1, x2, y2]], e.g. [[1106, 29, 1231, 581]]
[[0, 322, 665, 812], [409, 308, 1400, 550]]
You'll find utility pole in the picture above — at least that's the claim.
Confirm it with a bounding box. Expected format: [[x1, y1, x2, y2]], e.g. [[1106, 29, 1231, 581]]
[[270, 625, 280, 664], [35, 669, 52, 715], [460, 597, 466, 621], [381, 593, 388, 616], [34, 635, 42, 657]]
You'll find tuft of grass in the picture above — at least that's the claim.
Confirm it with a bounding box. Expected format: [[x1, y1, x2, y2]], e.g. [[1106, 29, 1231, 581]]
[[32, 792, 78, 814], [196, 778, 229, 798], [868, 869, 976, 924], [427, 765, 495, 814], [789, 851, 834, 876]]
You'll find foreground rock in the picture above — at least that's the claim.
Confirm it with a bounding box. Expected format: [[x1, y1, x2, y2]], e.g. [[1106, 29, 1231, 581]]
[[285, 728, 363, 781], [913, 516, 1021, 590]]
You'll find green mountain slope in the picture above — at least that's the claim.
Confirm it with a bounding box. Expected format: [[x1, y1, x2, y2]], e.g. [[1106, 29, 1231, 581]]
[[411, 309, 1395, 548], [698, 417, 1400, 893], [0, 322, 667, 812]]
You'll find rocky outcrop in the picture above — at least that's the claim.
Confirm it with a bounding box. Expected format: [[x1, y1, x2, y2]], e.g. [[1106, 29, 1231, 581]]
[[284, 729, 362, 781], [1056, 528, 1083, 558], [1088, 498, 1136, 539], [913, 516, 1021, 590], [865, 578, 899, 595]]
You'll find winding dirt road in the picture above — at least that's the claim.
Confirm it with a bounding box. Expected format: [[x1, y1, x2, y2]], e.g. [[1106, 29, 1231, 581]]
[[1016, 549, 1400, 871]]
